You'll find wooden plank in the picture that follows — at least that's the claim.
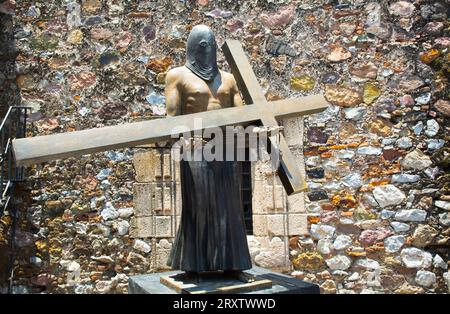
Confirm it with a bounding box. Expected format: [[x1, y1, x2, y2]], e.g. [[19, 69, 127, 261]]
[[160, 275, 196, 294], [222, 39, 308, 194], [160, 273, 272, 294], [13, 95, 327, 166], [183, 279, 273, 294]]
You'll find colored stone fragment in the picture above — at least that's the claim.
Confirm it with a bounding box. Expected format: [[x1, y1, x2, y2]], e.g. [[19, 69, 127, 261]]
[[363, 82, 381, 104], [146, 57, 173, 73], [291, 75, 315, 92], [260, 5, 295, 29], [325, 85, 362, 107], [369, 118, 392, 137], [70, 72, 97, 90], [67, 29, 83, 44], [30, 34, 59, 51], [327, 47, 352, 62], [331, 193, 358, 208], [293, 252, 325, 271], [420, 49, 440, 64]]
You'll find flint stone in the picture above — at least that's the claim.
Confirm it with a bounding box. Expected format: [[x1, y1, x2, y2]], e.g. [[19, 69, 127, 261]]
[[332, 235, 352, 251], [445, 272, 450, 293], [384, 235, 405, 253], [133, 239, 151, 254], [401, 149, 432, 170], [317, 239, 333, 255], [425, 119, 439, 137], [395, 209, 427, 222], [117, 220, 130, 235], [101, 202, 119, 220], [310, 224, 336, 240], [341, 173, 363, 189], [344, 107, 366, 120], [390, 221, 410, 232], [118, 207, 134, 218], [400, 248, 432, 268], [357, 146, 382, 155], [435, 201, 450, 211], [391, 174, 420, 183], [372, 184, 405, 208], [432, 255, 447, 270], [426, 139, 445, 150], [389, 1, 416, 17], [326, 255, 352, 270], [415, 270, 436, 287], [396, 137, 412, 149], [354, 258, 380, 270]]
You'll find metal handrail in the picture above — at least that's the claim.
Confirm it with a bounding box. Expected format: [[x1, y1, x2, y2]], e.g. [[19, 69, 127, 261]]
[[0, 106, 31, 294]]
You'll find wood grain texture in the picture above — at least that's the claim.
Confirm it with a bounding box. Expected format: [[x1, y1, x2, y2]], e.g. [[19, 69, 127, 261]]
[[13, 95, 327, 167]]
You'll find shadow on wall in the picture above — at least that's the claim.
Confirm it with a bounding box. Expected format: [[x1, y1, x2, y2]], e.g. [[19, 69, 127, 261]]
[[0, 6, 20, 116], [0, 5, 22, 290]]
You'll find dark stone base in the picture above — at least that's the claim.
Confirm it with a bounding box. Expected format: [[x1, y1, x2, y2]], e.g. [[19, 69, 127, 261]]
[[128, 266, 320, 294]]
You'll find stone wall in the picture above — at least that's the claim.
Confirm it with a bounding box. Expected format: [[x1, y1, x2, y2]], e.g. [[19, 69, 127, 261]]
[[0, 0, 448, 294]]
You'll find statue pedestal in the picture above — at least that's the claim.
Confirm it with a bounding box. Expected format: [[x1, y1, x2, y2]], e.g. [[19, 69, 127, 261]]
[[128, 267, 320, 294]]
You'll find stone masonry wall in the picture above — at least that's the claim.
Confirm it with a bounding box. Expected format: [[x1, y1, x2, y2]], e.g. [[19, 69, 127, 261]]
[[0, 0, 448, 294]]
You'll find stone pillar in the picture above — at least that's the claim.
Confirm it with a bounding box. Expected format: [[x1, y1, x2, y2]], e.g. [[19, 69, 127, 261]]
[[130, 147, 180, 270], [248, 117, 310, 271]]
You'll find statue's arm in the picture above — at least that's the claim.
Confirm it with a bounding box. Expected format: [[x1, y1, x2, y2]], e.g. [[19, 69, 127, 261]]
[[165, 69, 182, 117]]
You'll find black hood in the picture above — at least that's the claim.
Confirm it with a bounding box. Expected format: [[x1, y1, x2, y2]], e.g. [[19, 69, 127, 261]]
[[185, 25, 219, 82]]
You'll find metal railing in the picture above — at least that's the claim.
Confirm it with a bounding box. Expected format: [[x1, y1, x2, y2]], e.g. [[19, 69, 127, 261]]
[[0, 106, 30, 294], [0, 106, 30, 215]]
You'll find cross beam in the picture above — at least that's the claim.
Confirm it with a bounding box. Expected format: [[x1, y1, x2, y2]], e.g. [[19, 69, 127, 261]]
[[12, 95, 326, 167], [12, 39, 328, 195], [222, 40, 309, 194]]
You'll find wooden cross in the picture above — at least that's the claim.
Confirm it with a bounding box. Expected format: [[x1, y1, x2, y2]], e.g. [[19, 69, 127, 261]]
[[12, 40, 328, 195]]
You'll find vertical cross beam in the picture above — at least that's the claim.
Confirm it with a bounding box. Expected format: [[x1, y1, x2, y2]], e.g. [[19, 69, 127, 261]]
[[222, 39, 307, 195]]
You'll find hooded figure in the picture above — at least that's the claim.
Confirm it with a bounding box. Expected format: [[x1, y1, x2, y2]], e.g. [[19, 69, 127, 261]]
[[185, 25, 219, 82], [166, 25, 252, 274]]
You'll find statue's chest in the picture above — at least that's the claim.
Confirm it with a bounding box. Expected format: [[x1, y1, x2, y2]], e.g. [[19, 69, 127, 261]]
[[183, 78, 231, 112], [185, 81, 229, 99]]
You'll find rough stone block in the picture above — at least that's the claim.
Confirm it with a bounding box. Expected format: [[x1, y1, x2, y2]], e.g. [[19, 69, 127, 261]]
[[163, 153, 172, 178], [155, 249, 172, 270], [287, 191, 306, 213], [282, 117, 303, 147], [287, 214, 309, 236], [154, 216, 173, 238], [133, 150, 159, 182], [133, 150, 176, 182], [252, 180, 271, 214], [130, 216, 153, 238], [267, 214, 286, 236], [153, 185, 173, 213], [174, 182, 181, 215], [252, 214, 268, 236], [253, 236, 290, 270], [273, 185, 285, 212], [266, 214, 309, 237], [133, 183, 152, 216]]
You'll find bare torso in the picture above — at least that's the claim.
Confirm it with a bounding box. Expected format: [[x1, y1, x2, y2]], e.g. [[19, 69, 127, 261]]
[[165, 66, 243, 116]]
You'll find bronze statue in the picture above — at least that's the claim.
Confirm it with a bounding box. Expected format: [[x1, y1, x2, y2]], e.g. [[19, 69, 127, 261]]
[[165, 25, 252, 276]]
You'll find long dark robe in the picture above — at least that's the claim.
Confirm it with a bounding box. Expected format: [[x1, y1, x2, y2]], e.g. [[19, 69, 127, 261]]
[[167, 159, 252, 272]]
